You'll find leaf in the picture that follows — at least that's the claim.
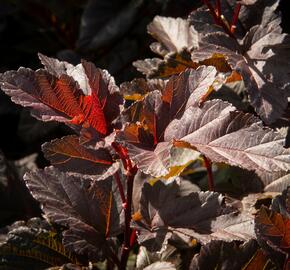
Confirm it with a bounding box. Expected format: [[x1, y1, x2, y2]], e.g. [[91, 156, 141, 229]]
[[189, 239, 277, 270], [42, 135, 113, 176], [120, 78, 165, 101], [46, 264, 85, 270], [255, 206, 290, 269], [260, 171, 290, 192], [77, 0, 144, 52], [144, 261, 176, 270], [24, 167, 123, 261], [198, 165, 264, 196], [132, 180, 254, 252], [0, 150, 40, 225], [133, 16, 198, 78], [120, 67, 218, 177], [136, 245, 181, 270], [227, 0, 280, 37], [165, 99, 290, 175], [147, 16, 198, 54], [191, 16, 290, 123], [272, 186, 290, 218], [0, 218, 79, 270], [133, 16, 233, 79], [0, 54, 123, 136]]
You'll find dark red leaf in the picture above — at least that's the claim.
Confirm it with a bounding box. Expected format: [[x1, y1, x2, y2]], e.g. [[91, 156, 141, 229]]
[[42, 135, 113, 176], [0, 55, 123, 136], [24, 167, 123, 260]]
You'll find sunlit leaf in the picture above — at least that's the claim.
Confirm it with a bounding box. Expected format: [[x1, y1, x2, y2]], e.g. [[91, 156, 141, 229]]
[[191, 15, 290, 123], [165, 99, 290, 175], [42, 135, 113, 176], [0, 55, 123, 136], [120, 67, 218, 177]]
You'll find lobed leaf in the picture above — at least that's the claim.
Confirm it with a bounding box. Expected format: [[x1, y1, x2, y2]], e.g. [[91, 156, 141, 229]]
[[165, 99, 290, 175], [132, 180, 255, 252], [0, 218, 78, 269], [272, 186, 290, 218], [0, 55, 123, 137], [191, 13, 290, 123], [42, 135, 113, 176], [255, 206, 290, 269], [120, 67, 218, 177], [24, 167, 123, 261], [189, 239, 277, 270]]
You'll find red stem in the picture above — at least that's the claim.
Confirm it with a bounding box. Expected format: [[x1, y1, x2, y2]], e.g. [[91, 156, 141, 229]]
[[114, 172, 126, 205], [129, 229, 137, 247], [202, 155, 214, 191], [111, 142, 129, 170], [120, 165, 137, 270], [202, 0, 236, 38], [110, 142, 138, 269], [203, 0, 219, 24], [230, 3, 241, 33], [215, 0, 221, 17]]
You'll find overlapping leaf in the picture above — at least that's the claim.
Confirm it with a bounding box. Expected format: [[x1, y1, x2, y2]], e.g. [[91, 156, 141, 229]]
[[120, 78, 165, 101], [219, 0, 280, 38], [120, 67, 217, 177], [24, 167, 123, 261], [132, 180, 255, 252], [0, 54, 123, 136], [260, 171, 290, 192], [42, 135, 113, 176], [133, 16, 199, 78], [190, 8, 290, 123], [133, 15, 234, 80], [189, 239, 277, 270], [136, 245, 181, 270], [0, 218, 79, 270], [272, 186, 290, 218], [144, 261, 176, 270], [165, 99, 290, 175], [255, 206, 290, 269]]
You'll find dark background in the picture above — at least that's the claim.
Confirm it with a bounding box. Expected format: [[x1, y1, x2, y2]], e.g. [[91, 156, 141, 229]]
[[0, 0, 289, 226]]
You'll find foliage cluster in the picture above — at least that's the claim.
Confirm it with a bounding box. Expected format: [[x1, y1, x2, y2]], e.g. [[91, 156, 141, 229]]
[[0, 0, 290, 269]]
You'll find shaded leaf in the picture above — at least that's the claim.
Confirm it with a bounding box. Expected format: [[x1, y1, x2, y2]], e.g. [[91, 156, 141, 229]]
[[189, 239, 277, 270], [0, 150, 40, 226], [132, 180, 254, 252], [42, 135, 113, 176], [199, 165, 264, 196], [272, 186, 290, 218], [77, 0, 144, 52], [24, 167, 123, 261], [120, 78, 165, 101], [0, 218, 78, 270], [255, 206, 290, 269], [46, 264, 86, 270]]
